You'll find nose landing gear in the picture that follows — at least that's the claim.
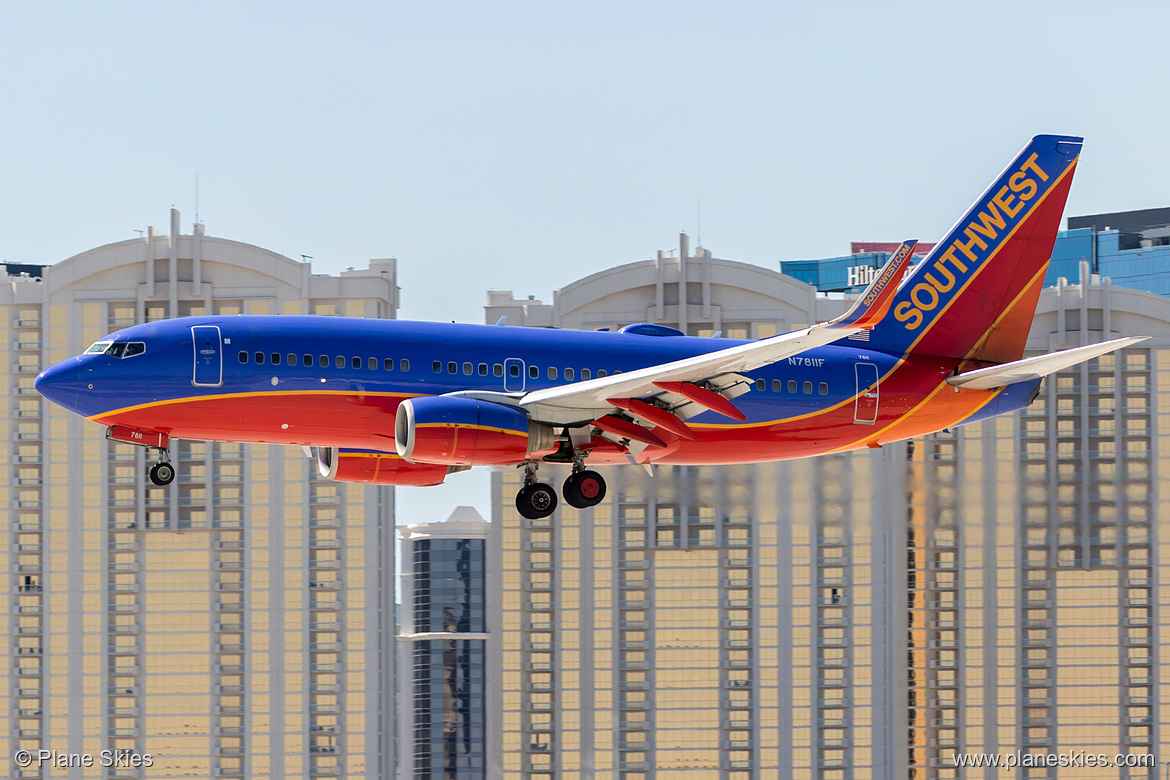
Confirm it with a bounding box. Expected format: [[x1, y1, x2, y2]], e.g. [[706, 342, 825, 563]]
[[148, 450, 175, 486]]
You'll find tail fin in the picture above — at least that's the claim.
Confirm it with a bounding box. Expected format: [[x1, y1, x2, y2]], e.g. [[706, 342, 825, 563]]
[[869, 134, 1083, 362], [831, 239, 917, 330]]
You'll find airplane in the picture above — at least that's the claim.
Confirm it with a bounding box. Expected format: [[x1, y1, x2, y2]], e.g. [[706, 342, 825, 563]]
[[36, 134, 1146, 520]]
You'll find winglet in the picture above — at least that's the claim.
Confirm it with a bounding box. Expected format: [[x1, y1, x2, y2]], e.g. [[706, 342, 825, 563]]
[[825, 240, 917, 330]]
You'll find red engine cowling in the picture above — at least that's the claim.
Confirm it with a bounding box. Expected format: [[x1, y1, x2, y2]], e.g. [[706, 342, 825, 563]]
[[316, 446, 452, 487], [395, 396, 557, 466]]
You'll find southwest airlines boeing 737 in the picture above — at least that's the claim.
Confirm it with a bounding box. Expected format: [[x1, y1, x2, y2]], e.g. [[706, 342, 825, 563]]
[[35, 135, 1144, 519]]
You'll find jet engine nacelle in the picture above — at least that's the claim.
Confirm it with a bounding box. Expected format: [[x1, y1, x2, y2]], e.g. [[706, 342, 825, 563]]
[[316, 446, 451, 487], [395, 396, 557, 466]]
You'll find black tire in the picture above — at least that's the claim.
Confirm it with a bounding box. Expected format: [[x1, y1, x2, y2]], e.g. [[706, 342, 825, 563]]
[[563, 470, 606, 509], [516, 482, 558, 519], [149, 462, 175, 486]]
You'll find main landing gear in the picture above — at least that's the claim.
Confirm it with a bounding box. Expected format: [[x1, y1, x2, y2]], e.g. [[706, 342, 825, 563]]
[[514, 457, 608, 520]]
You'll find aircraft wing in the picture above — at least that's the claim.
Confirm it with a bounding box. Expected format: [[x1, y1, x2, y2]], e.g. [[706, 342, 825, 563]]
[[520, 241, 917, 425], [945, 337, 1148, 390]]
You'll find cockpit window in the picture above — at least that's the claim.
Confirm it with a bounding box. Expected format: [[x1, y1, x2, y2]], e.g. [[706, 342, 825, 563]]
[[85, 341, 145, 358]]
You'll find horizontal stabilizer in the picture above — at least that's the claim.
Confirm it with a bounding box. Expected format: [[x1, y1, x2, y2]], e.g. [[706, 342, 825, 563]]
[[945, 337, 1148, 390]]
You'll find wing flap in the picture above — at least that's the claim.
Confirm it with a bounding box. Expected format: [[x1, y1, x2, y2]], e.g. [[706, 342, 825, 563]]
[[520, 242, 917, 425]]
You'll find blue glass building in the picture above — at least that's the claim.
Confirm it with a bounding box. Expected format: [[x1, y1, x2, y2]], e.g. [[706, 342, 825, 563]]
[[399, 510, 490, 780], [783, 207, 1170, 296]]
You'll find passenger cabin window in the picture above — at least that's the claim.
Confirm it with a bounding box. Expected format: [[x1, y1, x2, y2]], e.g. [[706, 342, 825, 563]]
[[384, 358, 394, 371], [581, 369, 590, 380], [478, 363, 488, 376], [819, 382, 828, 395], [400, 359, 410, 372], [255, 352, 265, 365], [548, 367, 557, 380], [304, 354, 314, 367], [287, 354, 297, 366], [463, 362, 472, 375], [433, 361, 442, 373], [447, 361, 457, 374], [494, 364, 503, 377], [271, 353, 281, 365], [756, 378, 765, 392], [368, 357, 377, 370], [335, 356, 344, 369], [529, 366, 539, 379], [788, 380, 797, 393], [351, 356, 362, 370], [239, 351, 248, 363], [597, 370, 607, 378], [510, 364, 520, 378], [319, 355, 328, 367], [772, 379, 781, 392], [803, 381, 813, 394], [565, 368, 574, 381]]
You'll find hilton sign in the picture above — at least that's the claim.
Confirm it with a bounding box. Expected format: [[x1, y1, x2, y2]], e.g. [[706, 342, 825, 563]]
[[847, 265, 878, 287]]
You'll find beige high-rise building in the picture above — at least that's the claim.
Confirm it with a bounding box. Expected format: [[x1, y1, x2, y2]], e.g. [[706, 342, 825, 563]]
[[1, 210, 399, 779], [485, 238, 1168, 779]]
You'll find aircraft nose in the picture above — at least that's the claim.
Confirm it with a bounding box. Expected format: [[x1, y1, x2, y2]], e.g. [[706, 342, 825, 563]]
[[35, 358, 81, 411]]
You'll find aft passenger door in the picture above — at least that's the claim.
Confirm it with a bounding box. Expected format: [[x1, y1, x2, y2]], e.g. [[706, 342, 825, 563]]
[[854, 362, 878, 424], [192, 325, 223, 387]]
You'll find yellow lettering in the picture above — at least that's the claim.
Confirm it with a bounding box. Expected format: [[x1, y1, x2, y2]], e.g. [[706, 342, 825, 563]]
[[953, 228, 988, 262], [910, 283, 940, 311], [992, 185, 1023, 219], [923, 265, 956, 294], [894, 301, 923, 330], [1019, 151, 1049, 182], [968, 202, 1006, 241], [1009, 171, 1037, 201], [939, 247, 969, 274]]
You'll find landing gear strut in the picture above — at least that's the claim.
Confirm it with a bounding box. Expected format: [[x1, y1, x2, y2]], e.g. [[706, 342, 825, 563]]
[[148, 449, 175, 486], [515, 463, 557, 520], [562, 450, 606, 509]]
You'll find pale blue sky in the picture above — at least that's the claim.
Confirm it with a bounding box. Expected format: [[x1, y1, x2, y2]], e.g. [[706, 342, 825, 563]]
[[3, 2, 1167, 523]]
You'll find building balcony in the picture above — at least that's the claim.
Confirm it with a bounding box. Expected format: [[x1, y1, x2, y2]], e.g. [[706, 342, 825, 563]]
[[15, 665, 43, 676], [216, 643, 245, 654], [15, 625, 43, 636], [108, 624, 138, 634], [14, 604, 43, 615]]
